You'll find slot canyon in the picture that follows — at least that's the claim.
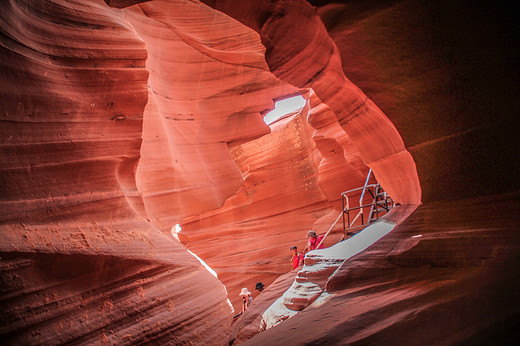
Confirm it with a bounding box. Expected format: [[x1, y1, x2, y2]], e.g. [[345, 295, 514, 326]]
[[1, 0, 518, 344]]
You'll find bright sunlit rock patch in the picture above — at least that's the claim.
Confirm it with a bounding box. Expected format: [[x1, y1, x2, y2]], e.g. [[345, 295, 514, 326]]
[[171, 223, 182, 242], [263, 95, 306, 125], [261, 220, 397, 329], [188, 249, 219, 278], [170, 224, 218, 279]]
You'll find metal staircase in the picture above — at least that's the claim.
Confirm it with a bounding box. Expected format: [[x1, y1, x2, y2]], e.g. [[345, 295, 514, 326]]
[[315, 169, 395, 249], [342, 169, 394, 237], [367, 183, 393, 225]]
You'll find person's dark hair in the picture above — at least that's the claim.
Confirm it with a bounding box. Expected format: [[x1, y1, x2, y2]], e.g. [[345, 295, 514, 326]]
[[307, 230, 317, 238], [255, 282, 264, 290], [290, 246, 297, 250]]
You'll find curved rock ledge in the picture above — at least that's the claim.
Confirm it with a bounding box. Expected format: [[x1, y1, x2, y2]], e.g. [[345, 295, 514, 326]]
[[2, 0, 517, 344], [260, 205, 418, 329]]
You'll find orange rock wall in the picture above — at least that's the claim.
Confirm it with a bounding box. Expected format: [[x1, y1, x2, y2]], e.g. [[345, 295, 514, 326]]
[[124, 0, 300, 232], [237, 1, 520, 344], [3, 0, 512, 344], [318, 0, 519, 203], [1, 0, 374, 340], [0, 0, 256, 343], [203, 0, 422, 206], [181, 105, 368, 310]]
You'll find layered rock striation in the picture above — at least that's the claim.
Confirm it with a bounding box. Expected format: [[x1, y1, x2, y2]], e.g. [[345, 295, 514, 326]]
[[0, 0, 275, 343], [2, 0, 517, 344], [236, 0, 519, 344], [1, 0, 375, 341]]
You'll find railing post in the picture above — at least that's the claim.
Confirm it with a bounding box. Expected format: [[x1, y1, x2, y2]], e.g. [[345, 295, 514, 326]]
[[342, 193, 346, 234]]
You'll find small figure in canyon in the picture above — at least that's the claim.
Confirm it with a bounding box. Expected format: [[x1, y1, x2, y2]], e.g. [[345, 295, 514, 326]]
[[290, 246, 304, 270], [304, 230, 325, 253], [255, 282, 265, 292], [239, 288, 253, 313]]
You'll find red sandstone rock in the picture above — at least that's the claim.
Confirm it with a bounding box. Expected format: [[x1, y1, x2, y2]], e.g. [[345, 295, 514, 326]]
[[180, 109, 334, 311], [307, 90, 368, 207], [203, 0, 422, 207], [245, 195, 520, 345], [1, 0, 518, 344], [1, 0, 245, 343], [230, 271, 297, 344], [124, 0, 299, 232]]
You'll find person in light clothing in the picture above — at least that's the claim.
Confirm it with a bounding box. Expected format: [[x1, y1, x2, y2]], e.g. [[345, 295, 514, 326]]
[[239, 287, 253, 313]]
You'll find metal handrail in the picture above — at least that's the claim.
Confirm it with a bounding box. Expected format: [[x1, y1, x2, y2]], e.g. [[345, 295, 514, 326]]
[[315, 210, 343, 250], [314, 169, 375, 250], [368, 188, 391, 222], [342, 169, 374, 229], [341, 169, 393, 233], [343, 202, 388, 211], [313, 169, 394, 251], [341, 183, 379, 196]]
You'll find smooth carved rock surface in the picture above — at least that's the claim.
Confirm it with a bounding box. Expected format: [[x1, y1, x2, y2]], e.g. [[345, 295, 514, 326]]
[[307, 90, 368, 207], [0, 0, 288, 343], [125, 0, 301, 233], [181, 104, 369, 310], [2, 0, 518, 344], [245, 194, 520, 345], [1, 0, 371, 341], [231, 0, 519, 344], [260, 205, 417, 329]]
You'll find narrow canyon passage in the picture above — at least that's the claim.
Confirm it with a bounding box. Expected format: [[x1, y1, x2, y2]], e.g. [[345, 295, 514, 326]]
[[1, 0, 518, 345]]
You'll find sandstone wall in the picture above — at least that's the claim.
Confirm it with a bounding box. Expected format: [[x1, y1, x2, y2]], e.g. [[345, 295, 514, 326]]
[[1, 0, 373, 340], [3, 0, 515, 344]]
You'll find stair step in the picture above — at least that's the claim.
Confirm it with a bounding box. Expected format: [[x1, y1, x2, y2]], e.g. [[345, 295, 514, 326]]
[[375, 201, 390, 208], [370, 208, 389, 218]]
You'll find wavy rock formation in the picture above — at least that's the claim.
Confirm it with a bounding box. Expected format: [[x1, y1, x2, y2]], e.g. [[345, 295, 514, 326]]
[[125, 0, 301, 232], [308, 90, 367, 206], [1, 0, 371, 341], [1, 0, 275, 343], [2, 0, 518, 344], [245, 193, 520, 345], [180, 102, 368, 310], [204, 0, 421, 206], [234, 0, 519, 344], [260, 205, 417, 329]]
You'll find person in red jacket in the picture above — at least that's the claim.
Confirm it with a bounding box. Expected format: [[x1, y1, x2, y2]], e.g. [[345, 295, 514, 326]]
[[290, 246, 304, 270], [304, 230, 325, 253]]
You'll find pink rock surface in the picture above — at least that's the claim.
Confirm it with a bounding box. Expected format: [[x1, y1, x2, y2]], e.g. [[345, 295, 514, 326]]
[[180, 106, 366, 311], [229, 271, 297, 344], [124, 0, 299, 232], [1, 0, 518, 344], [245, 194, 520, 345]]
